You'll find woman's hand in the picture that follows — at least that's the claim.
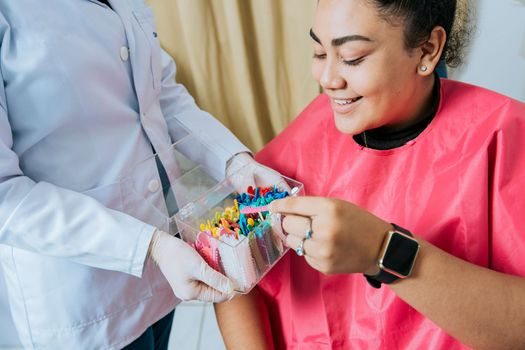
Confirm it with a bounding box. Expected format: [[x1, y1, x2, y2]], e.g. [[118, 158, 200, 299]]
[[269, 196, 391, 275]]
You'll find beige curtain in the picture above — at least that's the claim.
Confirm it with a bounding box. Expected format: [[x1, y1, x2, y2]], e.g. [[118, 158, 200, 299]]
[[147, 0, 320, 151]]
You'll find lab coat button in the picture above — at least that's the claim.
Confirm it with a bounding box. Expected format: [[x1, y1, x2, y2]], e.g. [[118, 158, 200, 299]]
[[148, 179, 160, 193], [120, 46, 129, 61]]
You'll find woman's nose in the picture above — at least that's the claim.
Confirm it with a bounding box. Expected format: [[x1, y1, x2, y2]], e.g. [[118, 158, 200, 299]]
[[319, 60, 346, 90]]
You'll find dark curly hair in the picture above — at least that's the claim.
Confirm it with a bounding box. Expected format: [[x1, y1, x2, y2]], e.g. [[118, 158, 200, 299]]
[[368, 0, 471, 67]]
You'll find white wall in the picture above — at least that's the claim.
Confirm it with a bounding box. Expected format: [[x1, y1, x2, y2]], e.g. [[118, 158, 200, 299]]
[[451, 0, 525, 102]]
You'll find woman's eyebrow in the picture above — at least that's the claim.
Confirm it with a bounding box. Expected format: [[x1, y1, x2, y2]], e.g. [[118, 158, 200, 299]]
[[332, 34, 372, 46], [310, 28, 372, 46], [309, 29, 322, 44]]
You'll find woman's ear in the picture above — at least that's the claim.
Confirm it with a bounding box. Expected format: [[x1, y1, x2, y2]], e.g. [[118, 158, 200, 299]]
[[417, 26, 447, 76]]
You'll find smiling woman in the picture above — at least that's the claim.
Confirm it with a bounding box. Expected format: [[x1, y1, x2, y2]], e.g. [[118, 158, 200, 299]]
[[215, 1, 525, 349], [309, 0, 457, 137]]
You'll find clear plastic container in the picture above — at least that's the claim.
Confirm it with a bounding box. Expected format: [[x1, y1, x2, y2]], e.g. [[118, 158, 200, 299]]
[[121, 119, 304, 293], [121, 121, 233, 233], [174, 166, 304, 293]]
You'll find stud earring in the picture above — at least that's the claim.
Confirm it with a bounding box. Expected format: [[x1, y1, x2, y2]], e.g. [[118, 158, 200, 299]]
[[420, 65, 428, 72]]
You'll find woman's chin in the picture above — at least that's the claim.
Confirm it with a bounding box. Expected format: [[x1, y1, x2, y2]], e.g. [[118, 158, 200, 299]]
[[333, 114, 364, 135]]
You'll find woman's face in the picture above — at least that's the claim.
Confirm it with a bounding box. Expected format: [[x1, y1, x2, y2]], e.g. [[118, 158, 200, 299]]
[[311, 0, 427, 135]]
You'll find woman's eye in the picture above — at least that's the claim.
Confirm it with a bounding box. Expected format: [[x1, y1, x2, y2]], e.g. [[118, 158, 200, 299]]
[[313, 53, 327, 60], [342, 56, 365, 66]]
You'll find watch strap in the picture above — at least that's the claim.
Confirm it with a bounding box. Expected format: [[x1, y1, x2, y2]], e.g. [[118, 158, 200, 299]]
[[365, 270, 398, 288]]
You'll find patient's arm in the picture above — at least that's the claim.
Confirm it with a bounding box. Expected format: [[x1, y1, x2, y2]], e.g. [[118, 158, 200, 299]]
[[214, 288, 274, 350]]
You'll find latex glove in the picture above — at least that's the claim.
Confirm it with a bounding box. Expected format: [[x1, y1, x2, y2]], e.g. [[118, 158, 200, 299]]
[[149, 230, 235, 302], [226, 152, 290, 192]]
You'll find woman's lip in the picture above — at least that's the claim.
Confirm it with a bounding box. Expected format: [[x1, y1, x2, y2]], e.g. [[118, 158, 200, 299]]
[[330, 96, 363, 114]]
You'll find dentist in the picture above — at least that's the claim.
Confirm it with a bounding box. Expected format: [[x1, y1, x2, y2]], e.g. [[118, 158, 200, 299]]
[[0, 0, 274, 348]]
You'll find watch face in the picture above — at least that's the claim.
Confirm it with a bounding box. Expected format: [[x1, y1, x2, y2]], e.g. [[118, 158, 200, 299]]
[[381, 232, 419, 277]]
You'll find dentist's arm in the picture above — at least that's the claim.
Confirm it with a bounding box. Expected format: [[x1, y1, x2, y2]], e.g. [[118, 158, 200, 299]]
[[0, 96, 153, 277], [0, 25, 149, 278], [158, 49, 249, 180]]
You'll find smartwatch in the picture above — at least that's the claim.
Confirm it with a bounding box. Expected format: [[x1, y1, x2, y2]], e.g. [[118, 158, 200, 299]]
[[364, 223, 420, 288]]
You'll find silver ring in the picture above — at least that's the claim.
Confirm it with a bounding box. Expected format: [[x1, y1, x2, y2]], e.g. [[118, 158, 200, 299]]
[[295, 238, 305, 256], [305, 220, 313, 240]]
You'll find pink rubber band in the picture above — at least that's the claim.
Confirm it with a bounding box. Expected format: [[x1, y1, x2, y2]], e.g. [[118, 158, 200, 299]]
[[240, 205, 270, 214]]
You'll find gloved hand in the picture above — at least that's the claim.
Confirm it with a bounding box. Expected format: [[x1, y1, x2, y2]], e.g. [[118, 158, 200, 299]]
[[226, 152, 290, 192], [149, 230, 235, 303]]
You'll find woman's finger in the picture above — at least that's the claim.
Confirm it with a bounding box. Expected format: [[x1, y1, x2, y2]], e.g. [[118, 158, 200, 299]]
[[286, 232, 319, 259], [269, 196, 329, 217], [282, 214, 313, 239]]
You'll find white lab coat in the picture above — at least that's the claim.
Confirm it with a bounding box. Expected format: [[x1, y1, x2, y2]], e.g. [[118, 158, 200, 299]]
[[0, 0, 248, 348]]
